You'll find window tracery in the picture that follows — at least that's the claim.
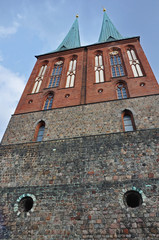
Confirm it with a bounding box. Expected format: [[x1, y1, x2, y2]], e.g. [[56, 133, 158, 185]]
[[32, 65, 47, 93], [95, 54, 104, 83], [110, 51, 124, 77], [66, 58, 77, 88], [49, 61, 63, 88], [127, 48, 143, 77]]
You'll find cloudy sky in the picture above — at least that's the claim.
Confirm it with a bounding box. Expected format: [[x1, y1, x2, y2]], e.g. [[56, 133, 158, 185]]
[[0, 0, 159, 141]]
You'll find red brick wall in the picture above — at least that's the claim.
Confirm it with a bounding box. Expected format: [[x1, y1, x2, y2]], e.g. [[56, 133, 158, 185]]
[[15, 38, 159, 114]]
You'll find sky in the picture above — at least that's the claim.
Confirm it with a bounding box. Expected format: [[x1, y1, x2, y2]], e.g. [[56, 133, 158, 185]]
[[0, 0, 159, 141]]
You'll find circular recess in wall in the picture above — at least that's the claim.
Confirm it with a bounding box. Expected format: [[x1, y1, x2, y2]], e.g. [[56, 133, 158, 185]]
[[140, 82, 145, 87], [19, 196, 34, 212], [28, 99, 33, 104], [65, 94, 70, 98], [124, 190, 143, 208], [14, 193, 36, 216], [98, 88, 103, 93]]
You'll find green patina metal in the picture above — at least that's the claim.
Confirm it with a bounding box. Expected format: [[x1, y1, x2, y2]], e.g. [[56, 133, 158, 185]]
[[98, 11, 123, 43], [56, 17, 81, 51]]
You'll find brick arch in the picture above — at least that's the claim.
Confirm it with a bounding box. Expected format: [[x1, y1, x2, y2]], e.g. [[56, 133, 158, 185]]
[[70, 54, 78, 60], [94, 50, 103, 55], [43, 91, 54, 101], [109, 46, 121, 53], [38, 60, 49, 68], [53, 57, 64, 64], [126, 44, 135, 49]]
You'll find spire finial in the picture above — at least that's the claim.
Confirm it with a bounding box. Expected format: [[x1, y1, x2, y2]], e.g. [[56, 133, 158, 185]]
[[76, 14, 79, 18], [103, 8, 106, 12]]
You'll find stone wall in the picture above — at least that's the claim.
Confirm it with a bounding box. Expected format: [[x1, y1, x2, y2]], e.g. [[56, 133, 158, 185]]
[[0, 129, 159, 239], [2, 94, 159, 145]]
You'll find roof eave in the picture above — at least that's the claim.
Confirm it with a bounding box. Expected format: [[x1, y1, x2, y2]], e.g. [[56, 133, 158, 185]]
[[35, 36, 140, 58]]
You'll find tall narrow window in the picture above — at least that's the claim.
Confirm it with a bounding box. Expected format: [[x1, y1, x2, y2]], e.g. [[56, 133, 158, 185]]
[[127, 48, 143, 77], [32, 65, 47, 93], [117, 83, 128, 99], [110, 51, 125, 77], [122, 110, 135, 132], [49, 61, 63, 88], [43, 93, 54, 110], [66, 59, 77, 88], [35, 121, 45, 142], [95, 54, 104, 83]]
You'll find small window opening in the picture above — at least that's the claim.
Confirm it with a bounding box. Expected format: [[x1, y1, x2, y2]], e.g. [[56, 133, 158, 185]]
[[65, 94, 70, 98], [19, 196, 34, 212], [117, 83, 128, 99], [35, 121, 45, 142], [43, 93, 54, 110], [124, 190, 143, 208], [140, 82, 145, 87], [122, 110, 136, 132], [98, 88, 103, 93]]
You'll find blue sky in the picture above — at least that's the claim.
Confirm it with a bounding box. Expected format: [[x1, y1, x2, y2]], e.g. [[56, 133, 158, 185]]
[[0, 0, 159, 141]]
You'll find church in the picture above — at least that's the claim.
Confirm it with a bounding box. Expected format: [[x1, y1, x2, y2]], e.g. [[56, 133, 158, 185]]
[[0, 9, 159, 239]]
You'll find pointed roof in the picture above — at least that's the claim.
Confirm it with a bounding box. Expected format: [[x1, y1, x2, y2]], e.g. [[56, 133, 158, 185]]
[[56, 16, 81, 51], [98, 10, 123, 43]]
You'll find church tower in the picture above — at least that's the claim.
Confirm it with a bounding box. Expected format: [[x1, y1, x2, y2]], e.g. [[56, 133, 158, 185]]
[[0, 10, 159, 239]]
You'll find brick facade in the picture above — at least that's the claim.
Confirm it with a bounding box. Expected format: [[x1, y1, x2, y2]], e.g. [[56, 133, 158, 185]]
[[15, 38, 159, 115]]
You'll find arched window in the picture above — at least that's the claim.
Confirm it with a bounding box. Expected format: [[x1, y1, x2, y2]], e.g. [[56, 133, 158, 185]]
[[32, 65, 47, 93], [117, 83, 128, 99], [122, 110, 136, 132], [127, 48, 143, 77], [43, 93, 54, 110], [110, 50, 125, 77], [66, 58, 77, 88], [95, 53, 104, 83], [49, 60, 63, 88], [35, 121, 45, 142]]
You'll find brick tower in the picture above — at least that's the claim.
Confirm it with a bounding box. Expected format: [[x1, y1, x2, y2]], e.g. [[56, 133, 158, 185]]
[[1, 10, 159, 239]]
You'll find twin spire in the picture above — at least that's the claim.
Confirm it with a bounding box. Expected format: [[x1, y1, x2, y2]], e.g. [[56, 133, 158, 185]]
[[98, 9, 123, 43], [56, 10, 123, 52], [56, 16, 81, 51]]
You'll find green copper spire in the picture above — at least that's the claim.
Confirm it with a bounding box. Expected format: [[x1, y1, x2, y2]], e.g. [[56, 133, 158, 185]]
[[56, 16, 81, 51], [98, 9, 123, 43]]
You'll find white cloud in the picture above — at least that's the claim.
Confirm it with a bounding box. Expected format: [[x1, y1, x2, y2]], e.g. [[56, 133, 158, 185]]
[[0, 21, 20, 38], [17, 13, 23, 20], [0, 65, 25, 141]]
